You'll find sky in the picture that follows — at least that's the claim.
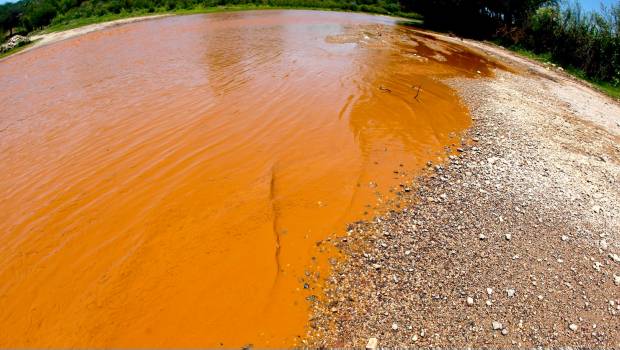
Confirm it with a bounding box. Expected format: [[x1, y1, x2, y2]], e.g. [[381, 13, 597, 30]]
[[0, 0, 617, 12], [571, 0, 618, 12]]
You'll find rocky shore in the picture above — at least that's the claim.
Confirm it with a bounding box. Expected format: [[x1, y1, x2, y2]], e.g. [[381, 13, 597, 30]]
[[307, 47, 620, 347]]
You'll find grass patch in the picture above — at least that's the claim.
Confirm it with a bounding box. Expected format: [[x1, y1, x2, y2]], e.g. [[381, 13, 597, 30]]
[[395, 18, 424, 26], [508, 46, 620, 100]]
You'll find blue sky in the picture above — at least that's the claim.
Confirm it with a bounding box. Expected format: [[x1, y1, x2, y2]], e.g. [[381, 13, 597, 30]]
[[0, 0, 617, 12], [572, 0, 618, 12]]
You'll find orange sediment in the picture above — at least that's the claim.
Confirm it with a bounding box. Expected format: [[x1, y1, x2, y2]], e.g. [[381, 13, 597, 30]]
[[0, 10, 502, 347]]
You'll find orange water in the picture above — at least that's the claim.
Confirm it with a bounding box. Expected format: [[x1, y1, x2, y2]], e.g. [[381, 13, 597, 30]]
[[0, 10, 500, 347]]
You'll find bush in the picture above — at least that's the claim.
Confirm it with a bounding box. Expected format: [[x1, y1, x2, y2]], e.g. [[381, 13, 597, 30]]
[[517, 3, 620, 85]]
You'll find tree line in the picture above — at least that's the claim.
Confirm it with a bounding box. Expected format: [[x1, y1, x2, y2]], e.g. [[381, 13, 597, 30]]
[[1, 0, 619, 88]]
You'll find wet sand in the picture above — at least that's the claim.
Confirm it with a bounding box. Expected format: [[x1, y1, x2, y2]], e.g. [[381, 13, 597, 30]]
[[0, 11, 503, 347]]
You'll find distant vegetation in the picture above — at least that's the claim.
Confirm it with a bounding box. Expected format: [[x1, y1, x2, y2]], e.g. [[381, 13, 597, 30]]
[[0, 0, 618, 95]]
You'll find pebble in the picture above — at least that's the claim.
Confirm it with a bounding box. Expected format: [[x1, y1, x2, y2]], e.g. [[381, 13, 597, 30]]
[[507, 288, 516, 297], [492, 321, 503, 330], [561, 235, 569, 241], [569, 323, 578, 331], [466, 297, 474, 305], [479, 234, 487, 240], [501, 328, 509, 336], [366, 337, 378, 350], [392, 323, 398, 331], [505, 233, 512, 241]]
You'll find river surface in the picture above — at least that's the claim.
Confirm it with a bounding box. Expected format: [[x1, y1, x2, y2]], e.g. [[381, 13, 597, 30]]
[[0, 10, 501, 347]]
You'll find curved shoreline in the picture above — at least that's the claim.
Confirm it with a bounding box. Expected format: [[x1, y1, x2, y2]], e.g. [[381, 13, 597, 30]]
[[1, 9, 410, 62], [2, 9, 619, 347], [0, 14, 170, 61], [307, 37, 620, 347]]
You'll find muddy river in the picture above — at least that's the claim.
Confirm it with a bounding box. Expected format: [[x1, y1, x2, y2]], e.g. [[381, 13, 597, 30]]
[[0, 10, 501, 347]]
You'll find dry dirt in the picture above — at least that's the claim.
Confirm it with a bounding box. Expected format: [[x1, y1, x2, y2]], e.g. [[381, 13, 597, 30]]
[[307, 35, 620, 347]]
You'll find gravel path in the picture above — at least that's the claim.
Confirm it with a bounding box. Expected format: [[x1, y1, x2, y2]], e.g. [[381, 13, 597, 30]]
[[307, 40, 620, 347]]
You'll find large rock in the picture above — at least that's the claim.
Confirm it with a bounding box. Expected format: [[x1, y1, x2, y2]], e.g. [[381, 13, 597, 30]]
[[1, 35, 30, 53]]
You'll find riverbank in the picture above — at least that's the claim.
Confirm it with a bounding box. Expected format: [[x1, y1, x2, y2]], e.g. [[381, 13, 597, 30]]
[[0, 6, 419, 60], [505, 46, 620, 100], [4, 8, 617, 101], [2, 9, 619, 347], [307, 34, 620, 347]]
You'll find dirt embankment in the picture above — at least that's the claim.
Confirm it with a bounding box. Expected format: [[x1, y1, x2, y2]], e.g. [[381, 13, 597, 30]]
[[308, 38, 620, 347]]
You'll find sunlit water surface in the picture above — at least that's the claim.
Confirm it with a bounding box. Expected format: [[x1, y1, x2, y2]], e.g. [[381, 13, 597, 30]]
[[0, 10, 501, 347]]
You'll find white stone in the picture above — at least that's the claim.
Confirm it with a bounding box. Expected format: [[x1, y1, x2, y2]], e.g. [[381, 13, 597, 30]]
[[593, 262, 602, 272], [366, 337, 378, 350]]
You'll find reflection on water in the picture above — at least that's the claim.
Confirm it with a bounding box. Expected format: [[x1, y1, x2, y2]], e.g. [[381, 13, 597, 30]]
[[0, 10, 501, 347]]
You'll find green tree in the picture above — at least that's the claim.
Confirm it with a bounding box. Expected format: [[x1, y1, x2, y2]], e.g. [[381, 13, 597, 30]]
[[24, 0, 58, 29], [0, 3, 22, 37]]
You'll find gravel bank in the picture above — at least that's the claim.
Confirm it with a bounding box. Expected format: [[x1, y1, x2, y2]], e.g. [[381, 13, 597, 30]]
[[307, 49, 620, 347]]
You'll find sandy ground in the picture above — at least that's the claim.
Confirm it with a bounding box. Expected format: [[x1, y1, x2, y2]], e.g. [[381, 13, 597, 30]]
[[307, 36, 620, 347]]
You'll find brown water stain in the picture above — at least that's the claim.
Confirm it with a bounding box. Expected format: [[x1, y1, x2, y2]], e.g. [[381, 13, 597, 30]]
[[0, 10, 503, 347]]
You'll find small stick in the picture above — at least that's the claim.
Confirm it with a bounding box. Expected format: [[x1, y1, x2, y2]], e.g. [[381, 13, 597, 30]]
[[413, 84, 422, 101]]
